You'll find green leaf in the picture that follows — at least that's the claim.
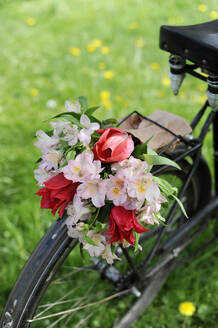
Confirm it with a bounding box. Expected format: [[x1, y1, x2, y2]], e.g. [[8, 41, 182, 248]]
[[153, 176, 178, 197], [94, 222, 107, 233], [142, 154, 181, 170], [85, 106, 101, 116], [83, 232, 98, 246], [66, 149, 76, 161], [59, 141, 69, 151], [98, 203, 113, 222], [172, 194, 188, 218], [132, 136, 153, 159], [45, 130, 53, 137], [78, 96, 88, 111], [92, 131, 100, 138], [134, 232, 140, 252], [51, 112, 83, 128], [79, 243, 84, 259], [89, 115, 102, 125], [102, 118, 118, 127], [89, 208, 100, 228]]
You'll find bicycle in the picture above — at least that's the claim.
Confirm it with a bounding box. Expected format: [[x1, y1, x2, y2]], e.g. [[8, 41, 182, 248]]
[[1, 19, 218, 328]]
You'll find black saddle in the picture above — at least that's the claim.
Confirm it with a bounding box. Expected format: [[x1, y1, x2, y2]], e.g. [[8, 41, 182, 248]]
[[160, 20, 218, 74]]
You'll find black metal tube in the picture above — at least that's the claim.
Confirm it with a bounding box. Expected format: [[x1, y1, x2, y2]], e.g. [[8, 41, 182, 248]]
[[162, 197, 218, 251], [185, 66, 207, 82], [191, 100, 209, 130], [141, 150, 202, 269], [199, 111, 215, 142], [213, 112, 218, 195], [152, 142, 202, 175]]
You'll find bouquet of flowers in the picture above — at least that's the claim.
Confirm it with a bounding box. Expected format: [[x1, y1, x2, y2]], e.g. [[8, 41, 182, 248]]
[[34, 97, 185, 264]]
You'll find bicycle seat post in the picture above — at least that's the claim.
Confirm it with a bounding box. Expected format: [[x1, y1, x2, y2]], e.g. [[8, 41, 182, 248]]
[[168, 55, 186, 95], [207, 74, 218, 111]]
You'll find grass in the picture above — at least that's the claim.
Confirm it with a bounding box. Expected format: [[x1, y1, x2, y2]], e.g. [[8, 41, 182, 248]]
[[0, 0, 218, 326]]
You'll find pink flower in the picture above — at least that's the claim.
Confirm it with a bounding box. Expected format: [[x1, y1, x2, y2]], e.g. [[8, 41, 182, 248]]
[[77, 179, 108, 207], [93, 128, 134, 163], [127, 173, 161, 203], [107, 206, 148, 245], [83, 231, 106, 257], [62, 151, 103, 183], [107, 174, 127, 206], [66, 195, 92, 224], [65, 100, 81, 113]]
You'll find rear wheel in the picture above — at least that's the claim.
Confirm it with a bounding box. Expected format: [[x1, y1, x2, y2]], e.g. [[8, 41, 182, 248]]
[[0, 156, 212, 328]]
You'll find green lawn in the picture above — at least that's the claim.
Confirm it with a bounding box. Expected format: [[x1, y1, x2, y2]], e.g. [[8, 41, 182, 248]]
[[1, 0, 218, 327]]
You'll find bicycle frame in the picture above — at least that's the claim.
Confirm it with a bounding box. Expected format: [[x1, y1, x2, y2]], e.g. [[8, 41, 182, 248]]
[[103, 68, 218, 288]]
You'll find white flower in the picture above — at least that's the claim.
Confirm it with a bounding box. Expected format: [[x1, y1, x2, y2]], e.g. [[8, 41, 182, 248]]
[[101, 244, 120, 264], [65, 100, 81, 113], [41, 150, 63, 170], [78, 114, 100, 146], [66, 222, 86, 242], [127, 173, 160, 203], [50, 120, 69, 137], [62, 151, 103, 183], [66, 195, 92, 224], [77, 179, 108, 207], [107, 174, 127, 206], [112, 156, 148, 177], [62, 123, 79, 146], [138, 196, 167, 225], [34, 167, 57, 186], [34, 130, 59, 154], [83, 230, 106, 257], [122, 196, 144, 210]]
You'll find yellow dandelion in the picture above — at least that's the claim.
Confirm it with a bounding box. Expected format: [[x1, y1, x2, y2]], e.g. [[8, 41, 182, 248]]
[[69, 47, 81, 56], [101, 46, 110, 54], [156, 90, 165, 98], [176, 16, 184, 24], [92, 39, 102, 48], [197, 84, 205, 92], [168, 17, 176, 25], [102, 99, 112, 109], [104, 71, 114, 79], [179, 302, 196, 317], [198, 4, 207, 13], [162, 76, 171, 86], [26, 17, 36, 26], [179, 91, 186, 99], [129, 21, 138, 30], [30, 88, 39, 96], [198, 95, 208, 104], [122, 100, 129, 107], [210, 11, 218, 19], [87, 44, 96, 52], [100, 91, 110, 100], [151, 62, 160, 70], [98, 62, 106, 70], [136, 39, 144, 48]]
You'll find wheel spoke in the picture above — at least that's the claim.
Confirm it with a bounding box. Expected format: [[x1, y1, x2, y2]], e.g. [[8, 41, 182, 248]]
[[27, 289, 130, 323]]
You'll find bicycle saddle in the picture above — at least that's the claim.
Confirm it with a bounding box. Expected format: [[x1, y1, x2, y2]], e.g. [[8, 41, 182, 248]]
[[160, 20, 218, 74]]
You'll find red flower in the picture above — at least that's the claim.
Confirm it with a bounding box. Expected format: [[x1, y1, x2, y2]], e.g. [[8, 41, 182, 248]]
[[107, 206, 148, 245], [36, 173, 79, 218], [93, 127, 134, 163]]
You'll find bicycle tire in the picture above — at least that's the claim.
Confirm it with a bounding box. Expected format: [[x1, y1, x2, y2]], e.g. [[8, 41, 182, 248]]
[[0, 155, 212, 328]]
